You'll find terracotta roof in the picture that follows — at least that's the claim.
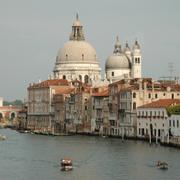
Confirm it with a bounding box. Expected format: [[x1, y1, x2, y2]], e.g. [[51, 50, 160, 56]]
[[119, 84, 139, 92], [71, 80, 83, 85], [108, 76, 180, 92], [139, 99, 180, 109], [92, 89, 109, 97], [55, 87, 75, 95], [0, 106, 22, 110], [109, 78, 153, 86], [109, 79, 126, 86], [28, 79, 69, 89]]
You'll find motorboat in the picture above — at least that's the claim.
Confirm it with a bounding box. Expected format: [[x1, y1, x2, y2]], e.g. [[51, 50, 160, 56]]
[[156, 161, 168, 170], [60, 158, 73, 171]]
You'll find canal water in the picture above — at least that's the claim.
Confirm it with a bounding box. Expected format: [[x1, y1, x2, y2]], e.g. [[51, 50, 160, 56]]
[[0, 129, 180, 180]]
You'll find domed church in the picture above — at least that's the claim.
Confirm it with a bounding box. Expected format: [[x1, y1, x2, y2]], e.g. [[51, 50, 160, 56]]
[[105, 37, 142, 82], [53, 14, 101, 84], [53, 15, 142, 84]]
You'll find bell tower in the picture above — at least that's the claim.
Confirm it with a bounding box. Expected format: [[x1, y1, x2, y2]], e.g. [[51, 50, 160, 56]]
[[131, 40, 142, 78]]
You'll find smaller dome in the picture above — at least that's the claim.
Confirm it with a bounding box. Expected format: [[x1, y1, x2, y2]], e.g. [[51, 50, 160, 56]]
[[106, 54, 130, 69], [106, 36, 130, 70]]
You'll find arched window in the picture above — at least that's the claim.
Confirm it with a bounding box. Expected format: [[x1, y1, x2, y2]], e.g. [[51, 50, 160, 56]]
[[79, 75, 82, 81], [0, 113, 3, 120], [65, 54, 68, 60], [84, 75, 89, 84], [10, 112, 16, 120], [133, 92, 136, 98], [172, 94, 174, 99], [158, 129, 161, 137], [112, 72, 114, 76], [133, 102, 136, 110], [148, 93, 151, 98], [82, 54, 84, 60], [111, 128, 114, 135], [63, 75, 66, 80], [77, 28, 80, 36], [138, 57, 140, 63]]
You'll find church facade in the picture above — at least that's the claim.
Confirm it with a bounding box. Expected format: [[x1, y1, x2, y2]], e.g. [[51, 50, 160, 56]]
[[26, 15, 144, 135], [105, 37, 142, 82], [53, 14, 102, 85], [53, 15, 142, 84]]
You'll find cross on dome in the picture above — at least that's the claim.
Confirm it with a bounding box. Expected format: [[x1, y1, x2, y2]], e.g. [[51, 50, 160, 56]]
[[76, 13, 79, 21]]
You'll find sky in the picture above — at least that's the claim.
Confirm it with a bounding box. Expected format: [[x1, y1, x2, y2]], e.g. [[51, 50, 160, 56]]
[[0, 0, 180, 101]]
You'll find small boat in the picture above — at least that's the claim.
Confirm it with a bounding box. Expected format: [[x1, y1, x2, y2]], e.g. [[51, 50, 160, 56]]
[[60, 158, 73, 171], [156, 161, 168, 170], [0, 134, 6, 140]]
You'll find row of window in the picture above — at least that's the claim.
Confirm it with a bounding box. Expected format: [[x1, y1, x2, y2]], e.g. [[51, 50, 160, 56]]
[[132, 93, 179, 99], [63, 74, 90, 84], [138, 110, 165, 117], [65, 54, 88, 60], [110, 127, 133, 136], [135, 57, 140, 64], [138, 122, 164, 127], [169, 119, 180, 128], [0, 112, 16, 119], [139, 128, 161, 137]]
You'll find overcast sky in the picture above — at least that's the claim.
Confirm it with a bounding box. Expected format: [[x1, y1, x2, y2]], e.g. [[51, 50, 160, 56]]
[[0, 0, 180, 101]]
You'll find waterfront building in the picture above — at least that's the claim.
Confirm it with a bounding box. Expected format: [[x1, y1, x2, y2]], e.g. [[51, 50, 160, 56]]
[[65, 81, 92, 133], [168, 104, 180, 137], [137, 99, 180, 142], [27, 79, 69, 133], [53, 14, 101, 85], [108, 79, 180, 137], [105, 37, 142, 82], [26, 14, 180, 137], [0, 97, 22, 126], [91, 87, 109, 134], [52, 86, 74, 134], [18, 105, 28, 130]]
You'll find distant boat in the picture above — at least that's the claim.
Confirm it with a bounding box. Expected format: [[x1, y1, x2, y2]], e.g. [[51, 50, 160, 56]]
[[0, 134, 6, 140], [102, 135, 108, 138], [60, 158, 73, 171], [156, 161, 168, 170]]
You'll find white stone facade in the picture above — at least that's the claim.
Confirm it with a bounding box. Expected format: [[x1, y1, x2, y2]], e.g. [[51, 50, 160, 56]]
[[105, 38, 142, 82], [53, 15, 101, 85], [137, 108, 169, 140], [169, 115, 180, 136]]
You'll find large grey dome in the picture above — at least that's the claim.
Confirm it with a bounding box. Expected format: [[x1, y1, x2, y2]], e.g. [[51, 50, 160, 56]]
[[106, 54, 130, 69], [53, 15, 101, 84], [57, 41, 97, 62]]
